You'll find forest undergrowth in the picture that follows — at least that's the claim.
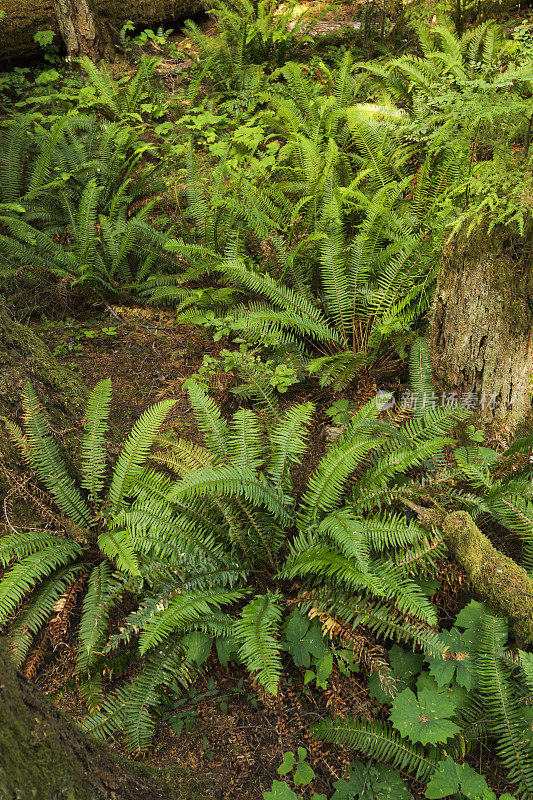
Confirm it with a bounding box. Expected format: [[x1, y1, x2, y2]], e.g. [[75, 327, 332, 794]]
[[0, 0, 533, 798]]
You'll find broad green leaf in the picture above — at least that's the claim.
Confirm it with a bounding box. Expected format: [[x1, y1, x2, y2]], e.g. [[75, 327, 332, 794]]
[[294, 761, 315, 786], [456, 762, 490, 799], [391, 644, 425, 681], [370, 645, 424, 703], [426, 628, 476, 690], [416, 672, 470, 709], [263, 781, 298, 800], [390, 688, 460, 745], [278, 752, 296, 776], [316, 652, 333, 688], [216, 635, 239, 666], [370, 765, 411, 799], [455, 601, 488, 633], [283, 609, 326, 667], [425, 757, 490, 799], [425, 756, 460, 798], [331, 762, 365, 799], [183, 631, 212, 664]]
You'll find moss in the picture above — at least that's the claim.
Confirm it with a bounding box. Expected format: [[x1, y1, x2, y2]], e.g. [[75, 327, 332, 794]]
[[0, 640, 213, 799], [164, 766, 217, 799], [0, 304, 86, 463], [0, 639, 100, 800], [443, 511, 533, 648]]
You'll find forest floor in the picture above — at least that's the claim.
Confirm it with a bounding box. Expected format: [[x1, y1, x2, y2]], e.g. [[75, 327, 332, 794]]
[[4, 0, 530, 794], [25, 303, 473, 800]]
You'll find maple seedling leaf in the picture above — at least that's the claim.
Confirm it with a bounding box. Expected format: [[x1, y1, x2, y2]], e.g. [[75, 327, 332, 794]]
[[390, 688, 460, 745], [425, 756, 490, 799], [426, 628, 476, 690]]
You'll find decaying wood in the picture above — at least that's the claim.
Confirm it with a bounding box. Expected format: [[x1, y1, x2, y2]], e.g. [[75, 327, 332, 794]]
[[408, 502, 533, 647], [0, 0, 204, 62]]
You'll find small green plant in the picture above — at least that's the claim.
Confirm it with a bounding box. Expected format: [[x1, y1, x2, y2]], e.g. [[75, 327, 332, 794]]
[[278, 748, 315, 786], [33, 30, 60, 63], [326, 399, 358, 426]]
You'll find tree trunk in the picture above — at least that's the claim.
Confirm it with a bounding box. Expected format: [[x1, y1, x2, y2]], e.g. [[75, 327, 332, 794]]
[[0, 0, 204, 64], [0, 639, 177, 800], [52, 0, 115, 60], [431, 226, 533, 432], [0, 303, 87, 459]]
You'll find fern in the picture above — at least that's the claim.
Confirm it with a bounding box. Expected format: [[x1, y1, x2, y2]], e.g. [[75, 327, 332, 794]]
[[477, 614, 533, 799], [0, 381, 175, 689], [234, 592, 284, 694], [82, 378, 112, 504], [108, 399, 176, 513], [314, 717, 439, 781]]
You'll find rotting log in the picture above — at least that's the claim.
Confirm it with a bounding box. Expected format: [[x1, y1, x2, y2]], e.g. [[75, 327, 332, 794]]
[[0, 638, 178, 800], [0, 0, 205, 63], [410, 504, 533, 648]]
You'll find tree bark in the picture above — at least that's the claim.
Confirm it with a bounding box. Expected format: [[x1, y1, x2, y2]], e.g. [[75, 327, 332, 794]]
[[430, 226, 533, 432], [0, 639, 178, 800], [0, 303, 86, 433], [52, 0, 115, 60], [0, 0, 204, 64]]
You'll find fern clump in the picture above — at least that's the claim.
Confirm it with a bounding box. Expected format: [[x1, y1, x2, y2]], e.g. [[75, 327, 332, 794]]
[[0, 112, 171, 299], [83, 370, 470, 751], [0, 380, 175, 696]]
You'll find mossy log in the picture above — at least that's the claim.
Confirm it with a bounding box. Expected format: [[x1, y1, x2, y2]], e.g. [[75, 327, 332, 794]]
[[414, 505, 533, 648], [442, 511, 533, 648], [0, 302, 86, 447], [0, 638, 177, 799], [0, 0, 205, 63]]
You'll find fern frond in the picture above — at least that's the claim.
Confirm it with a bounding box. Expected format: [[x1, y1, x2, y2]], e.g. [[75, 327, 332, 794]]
[[314, 717, 438, 781], [78, 562, 122, 674], [477, 613, 533, 799], [139, 589, 244, 654], [81, 379, 112, 504], [234, 591, 283, 695], [187, 382, 230, 460], [22, 384, 91, 526], [267, 402, 314, 487], [108, 399, 176, 513], [0, 543, 81, 623]]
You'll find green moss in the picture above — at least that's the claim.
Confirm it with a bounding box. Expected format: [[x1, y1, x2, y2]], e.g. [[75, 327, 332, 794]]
[[0, 640, 214, 799], [0, 304, 86, 463], [443, 511, 533, 648], [165, 766, 217, 799], [0, 640, 93, 800]]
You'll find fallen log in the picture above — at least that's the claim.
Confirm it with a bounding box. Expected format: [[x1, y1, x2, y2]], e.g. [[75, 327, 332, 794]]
[[0, 638, 213, 799], [409, 504, 533, 648], [0, 0, 204, 63]]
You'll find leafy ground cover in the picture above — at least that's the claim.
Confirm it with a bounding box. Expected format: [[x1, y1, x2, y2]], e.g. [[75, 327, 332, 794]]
[[1, 1, 532, 798]]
